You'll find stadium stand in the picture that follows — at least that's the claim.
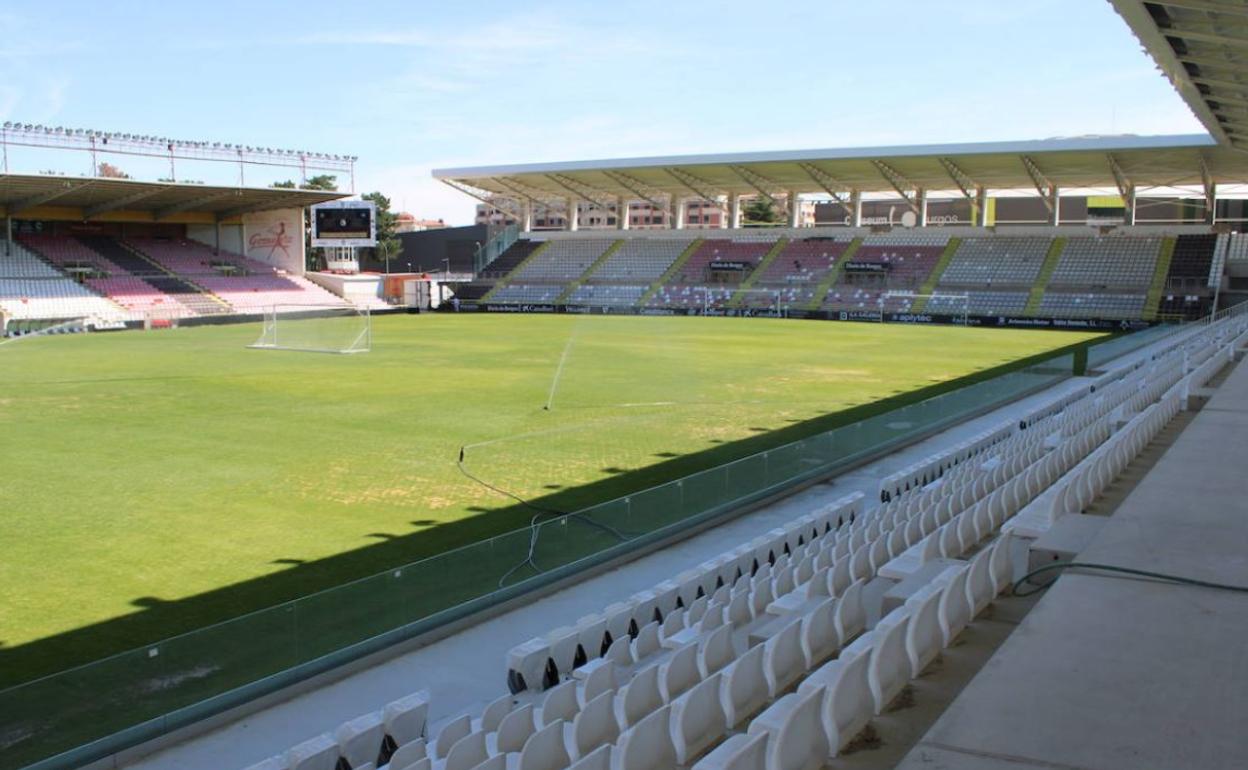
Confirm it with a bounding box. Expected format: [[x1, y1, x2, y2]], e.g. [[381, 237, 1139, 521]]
[[459, 227, 1231, 324], [741, 237, 853, 308], [511, 240, 616, 283], [587, 240, 688, 283], [483, 241, 543, 279], [0, 242, 126, 324], [233, 310, 1248, 770], [937, 236, 1049, 286], [1047, 236, 1160, 289]]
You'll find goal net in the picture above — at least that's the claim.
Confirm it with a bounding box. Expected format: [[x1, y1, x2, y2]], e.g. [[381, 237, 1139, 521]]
[[877, 292, 970, 324], [249, 304, 371, 354], [144, 307, 182, 330]]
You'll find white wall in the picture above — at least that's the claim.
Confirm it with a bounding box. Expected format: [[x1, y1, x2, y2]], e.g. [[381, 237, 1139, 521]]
[[242, 208, 305, 274], [187, 224, 244, 255]]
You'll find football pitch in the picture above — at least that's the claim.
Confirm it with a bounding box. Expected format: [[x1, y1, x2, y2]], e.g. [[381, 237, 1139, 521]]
[[0, 314, 1102, 684]]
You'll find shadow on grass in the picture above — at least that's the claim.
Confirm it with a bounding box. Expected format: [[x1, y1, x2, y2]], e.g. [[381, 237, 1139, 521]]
[[0, 335, 1097, 692], [0, 335, 1102, 770]]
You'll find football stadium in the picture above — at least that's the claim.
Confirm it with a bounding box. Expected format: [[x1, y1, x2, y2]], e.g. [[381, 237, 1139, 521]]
[[3, 2, 1248, 770]]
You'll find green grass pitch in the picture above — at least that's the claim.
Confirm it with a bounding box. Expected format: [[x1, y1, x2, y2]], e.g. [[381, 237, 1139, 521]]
[[0, 314, 1101, 685]]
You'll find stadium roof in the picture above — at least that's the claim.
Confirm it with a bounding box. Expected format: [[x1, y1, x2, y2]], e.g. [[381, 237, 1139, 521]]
[[0, 174, 346, 223], [432, 134, 1246, 208], [1111, 0, 1248, 150]]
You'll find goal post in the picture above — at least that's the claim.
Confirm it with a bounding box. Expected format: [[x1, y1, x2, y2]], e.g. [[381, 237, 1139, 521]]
[[248, 304, 371, 354], [877, 291, 970, 325]]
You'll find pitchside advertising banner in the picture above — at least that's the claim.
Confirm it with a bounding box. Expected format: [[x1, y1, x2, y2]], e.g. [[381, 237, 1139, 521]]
[[243, 209, 305, 273], [453, 303, 1147, 331]]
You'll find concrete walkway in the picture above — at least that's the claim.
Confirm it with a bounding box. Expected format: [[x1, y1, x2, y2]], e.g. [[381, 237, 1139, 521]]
[[125, 340, 1171, 770], [898, 355, 1248, 770]]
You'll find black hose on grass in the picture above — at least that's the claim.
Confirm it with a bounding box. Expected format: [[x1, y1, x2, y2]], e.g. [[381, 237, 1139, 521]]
[[455, 446, 634, 587], [1012, 561, 1248, 598]]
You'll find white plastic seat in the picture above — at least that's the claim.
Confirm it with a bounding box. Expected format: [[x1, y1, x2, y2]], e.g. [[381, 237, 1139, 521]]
[[385, 740, 427, 770], [799, 598, 839, 669], [443, 731, 488, 770], [866, 609, 911, 714], [937, 565, 973, 647], [567, 745, 611, 770], [615, 663, 662, 729], [690, 732, 767, 770], [565, 689, 618, 761], [660, 610, 685, 641], [746, 686, 828, 770], [534, 681, 578, 729], [431, 717, 471, 762], [578, 661, 616, 705], [470, 756, 505, 770], [832, 579, 866, 645], [903, 585, 943, 678], [337, 711, 385, 770], [671, 672, 727, 764], [818, 647, 873, 754], [988, 532, 1014, 595], [612, 704, 677, 770], [763, 619, 805, 698], [242, 757, 288, 770], [964, 546, 995, 617], [828, 557, 852, 597], [394, 758, 432, 770], [510, 720, 570, 770], [726, 592, 752, 628], [631, 621, 661, 662], [385, 692, 431, 748], [698, 623, 734, 678], [489, 705, 535, 755], [474, 695, 514, 734], [659, 643, 700, 703], [719, 643, 768, 728]]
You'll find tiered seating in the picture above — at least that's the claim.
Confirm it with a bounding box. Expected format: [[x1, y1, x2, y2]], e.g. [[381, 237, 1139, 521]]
[[668, 240, 774, 285], [489, 285, 563, 304], [939, 237, 1049, 286], [648, 284, 737, 310], [483, 241, 542, 278], [0, 243, 126, 322], [1038, 292, 1145, 319], [1048, 236, 1159, 288], [1166, 234, 1216, 291], [590, 240, 687, 283], [451, 283, 494, 301], [18, 234, 128, 275], [84, 277, 177, 317], [742, 238, 852, 308], [821, 287, 892, 313], [511, 241, 615, 283], [929, 291, 1029, 316], [567, 285, 648, 307], [195, 274, 348, 314]]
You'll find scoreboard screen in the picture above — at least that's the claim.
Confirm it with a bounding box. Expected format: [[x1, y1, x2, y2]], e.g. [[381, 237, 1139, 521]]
[[311, 201, 377, 248]]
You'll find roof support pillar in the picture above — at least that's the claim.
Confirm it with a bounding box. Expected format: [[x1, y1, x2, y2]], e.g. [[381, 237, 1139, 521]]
[[787, 191, 801, 228], [670, 197, 685, 230], [1201, 157, 1217, 225], [729, 194, 742, 229], [566, 198, 578, 232], [851, 190, 862, 228], [917, 189, 928, 227], [1048, 185, 1061, 226], [975, 186, 989, 227], [1123, 186, 1137, 227], [617, 197, 629, 230], [5, 216, 11, 257], [522, 199, 534, 232]]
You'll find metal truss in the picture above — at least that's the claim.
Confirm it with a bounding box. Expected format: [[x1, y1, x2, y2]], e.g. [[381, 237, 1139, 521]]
[[84, 186, 173, 219], [664, 167, 724, 205], [796, 162, 855, 214], [601, 170, 668, 209], [7, 180, 93, 215], [938, 158, 978, 200], [870, 160, 920, 213]]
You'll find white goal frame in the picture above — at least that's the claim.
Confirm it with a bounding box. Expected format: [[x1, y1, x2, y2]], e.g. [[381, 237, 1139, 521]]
[[877, 291, 971, 325], [248, 304, 372, 354]]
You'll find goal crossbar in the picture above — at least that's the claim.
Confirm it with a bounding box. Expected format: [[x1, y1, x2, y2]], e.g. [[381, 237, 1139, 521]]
[[248, 304, 371, 354]]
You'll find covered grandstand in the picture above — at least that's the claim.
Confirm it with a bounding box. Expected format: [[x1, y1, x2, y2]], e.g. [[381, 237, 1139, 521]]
[[8, 2, 1248, 770]]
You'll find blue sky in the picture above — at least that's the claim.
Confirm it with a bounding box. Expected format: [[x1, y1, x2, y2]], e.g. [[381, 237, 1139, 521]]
[[0, 0, 1204, 223]]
